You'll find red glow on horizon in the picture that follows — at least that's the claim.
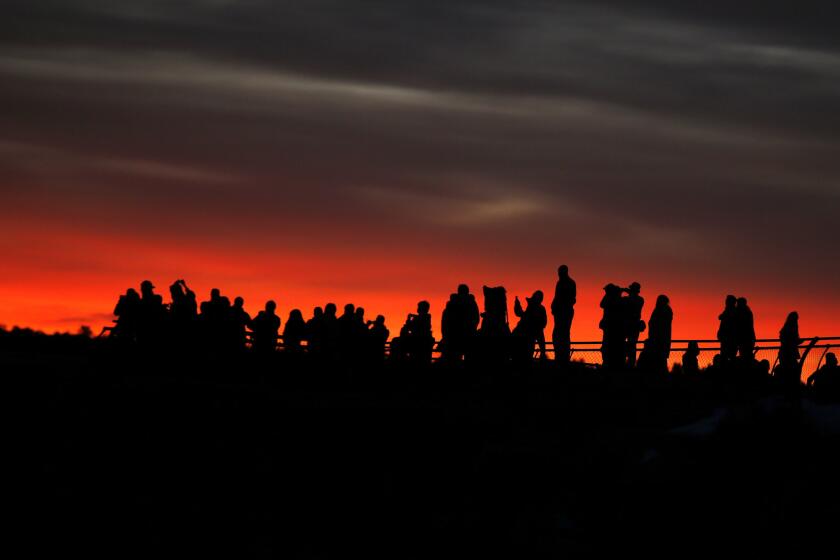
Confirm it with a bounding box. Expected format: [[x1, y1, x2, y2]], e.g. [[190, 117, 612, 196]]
[[0, 217, 837, 344]]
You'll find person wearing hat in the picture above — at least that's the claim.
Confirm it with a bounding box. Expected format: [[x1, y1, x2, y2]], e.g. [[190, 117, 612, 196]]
[[622, 282, 645, 369], [137, 279, 165, 347]]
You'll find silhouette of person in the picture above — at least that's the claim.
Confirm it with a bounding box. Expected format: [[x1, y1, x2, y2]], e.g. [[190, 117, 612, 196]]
[[366, 314, 389, 364], [251, 300, 281, 354], [322, 303, 339, 359], [479, 286, 510, 337], [512, 290, 548, 362], [283, 309, 306, 353], [337, 303, 357, 360], [778, 311, 802, 373], [231, 296, 252, 351], [637, 294, 672, 375], [305, 306, 324, 356], [398, 301, 434, 365], [599, 284, 624, 370], [476, 285, 512, 364], [338, 303, 355, 333], [169, 279, 197, 326], [199, 288, 228, 350], [200, 288, 223, 317], [735, 297, 756, 360], [622, 282, 645, 369], [349, 306, 367, 364], [137, 280, 165, 347], [440, 284, 480, 363], [717, 295, 738, 363], [354, 306, 367, 341], [682, 341, 700, 375], [441, 293, 459, 361], [112, 288, 141, 342], [459, 285, 480, 334], [551, 265, 576, 366], [808, 353, 839, 396]]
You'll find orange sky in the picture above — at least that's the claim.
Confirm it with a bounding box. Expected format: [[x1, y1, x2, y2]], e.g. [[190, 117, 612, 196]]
[[2, 219, 836, 343]]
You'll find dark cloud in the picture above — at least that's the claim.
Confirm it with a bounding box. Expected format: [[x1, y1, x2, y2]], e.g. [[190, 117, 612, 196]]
[[1, 1, 839, 301]]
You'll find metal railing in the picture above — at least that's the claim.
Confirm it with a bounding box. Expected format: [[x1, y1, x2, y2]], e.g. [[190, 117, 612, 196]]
[[247, 334, 840, 380]]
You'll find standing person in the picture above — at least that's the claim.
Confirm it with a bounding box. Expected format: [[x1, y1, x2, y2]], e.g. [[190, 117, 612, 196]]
[[367, 315, 390, 364], [138, 280, 166, 348], [736, 297, 756, 361], [251, 300, 281, 355], [623, 282, 645, 369], [397, 301, 434, 365], [777, 311, 802, 381], [322, 303, 339, 360], [337, 303, 356, 360], [717, 295, 738, 363], [283, 309, 306, 353], [440, 284, 480, 363], [599, 284, 624, 370], [638, 295, 672, 375], [440, 293, 460, 363], [231, 296, 252, 352], [305, 307, 324, 356], [551, 265, 576, 366], [112, 288, 141, 343], [169, 280, 197, 325]]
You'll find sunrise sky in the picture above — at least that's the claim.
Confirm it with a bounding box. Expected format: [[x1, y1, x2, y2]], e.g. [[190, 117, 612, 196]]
[[1, 2, 838, 340]]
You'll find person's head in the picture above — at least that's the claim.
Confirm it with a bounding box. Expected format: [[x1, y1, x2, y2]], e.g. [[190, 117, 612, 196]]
[[712, 354, 722, 367], [725, 294, 736, 307], [417, 300, 430, 314], [656, 294, 669, 307], [786, 311, 799, 324], [169, 283, 181, 298], [375, 314, 385, 325], [313, 306, 324, 318], [737, 296, 748, 307], [265, 300, 276, 314], [211, 288, 221, 300], [289, 309, 303, 322], [325, 303, 337, 316], [603, 283, 617, 294], [628, 282, 641, 294], [457, 284, 469, 296], [355, 307, 365, 319], [759, 359, 771, 375], [687, 340, 699, 352], [344, 303, 355, 315], [530, 290, 544, 304], [826, 353, 838, 367], [558, 264, 569, 278], [140, 280, 155, 294], [126, 288, 139, 300], [234, 296, 244, 309]]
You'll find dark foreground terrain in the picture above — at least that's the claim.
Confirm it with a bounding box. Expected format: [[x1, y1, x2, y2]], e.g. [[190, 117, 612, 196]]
[[12, 339, 840, 557]]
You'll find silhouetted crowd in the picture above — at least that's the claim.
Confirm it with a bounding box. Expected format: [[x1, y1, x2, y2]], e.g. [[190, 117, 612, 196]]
[[106, 266, 839, 396]]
